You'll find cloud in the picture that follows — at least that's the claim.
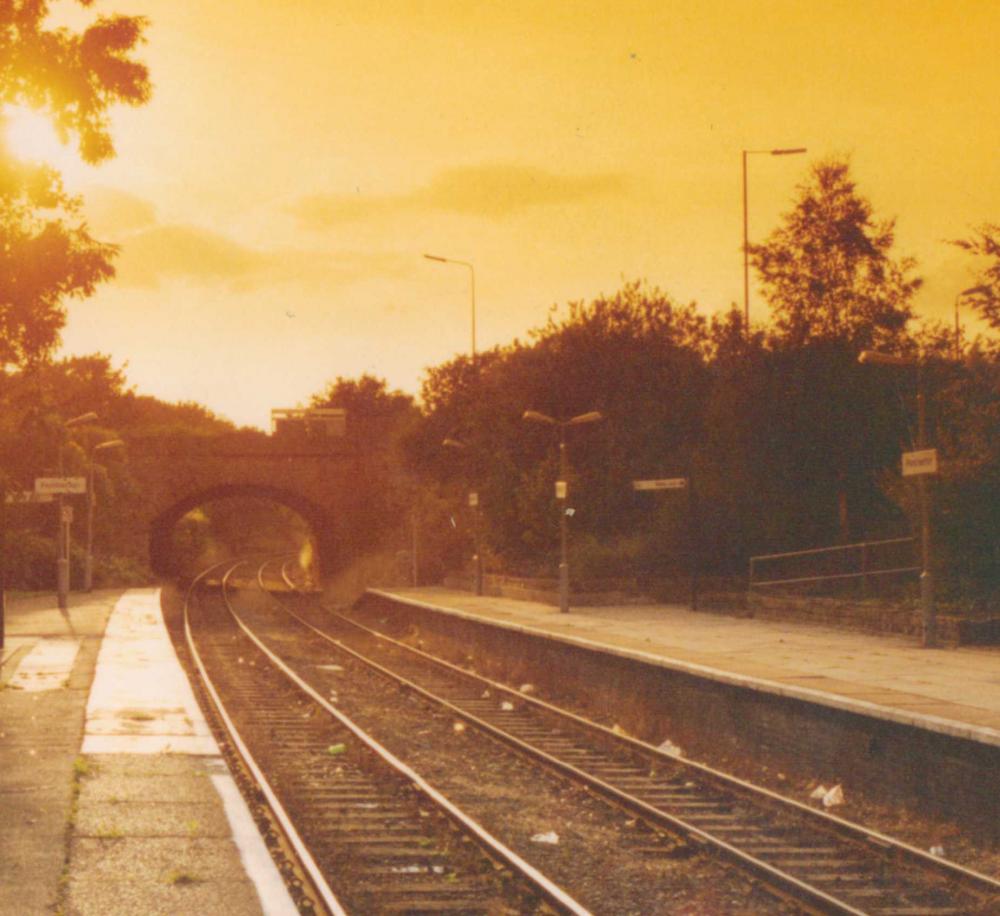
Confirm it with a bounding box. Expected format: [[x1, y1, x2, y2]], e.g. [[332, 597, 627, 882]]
[[83, 186, 158, 235], [292, 163, 627, 229], [112, 221, 412, 291], [115, 224, 272, 287]]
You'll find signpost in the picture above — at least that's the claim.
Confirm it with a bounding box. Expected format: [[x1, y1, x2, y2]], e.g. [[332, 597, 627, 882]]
[[902, 449, 938, 477], [634, 475, 698, 609], [5, 491, 54, 504], [35, 477, 86, 495], [633, 478, 688, 491]]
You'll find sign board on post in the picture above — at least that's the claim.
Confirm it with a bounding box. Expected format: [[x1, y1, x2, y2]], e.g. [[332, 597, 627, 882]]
[[633, 478, 688, 491], [555, 480, 567, 500], [5, 491, 54, 504], [35, 477, 86, 495], [902, 449, 938, 477], [467, 491, 479, 508]]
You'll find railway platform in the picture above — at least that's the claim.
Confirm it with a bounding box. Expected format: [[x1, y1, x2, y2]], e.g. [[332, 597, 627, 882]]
[[0, 588, 296, 916], [369, 586, 1000, 748]]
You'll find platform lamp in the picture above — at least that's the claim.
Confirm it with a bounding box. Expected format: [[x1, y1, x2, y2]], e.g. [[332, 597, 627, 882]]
[[522, 410, 603, 613], [84, 439, 125, 592], [57, 412, 98, 610]]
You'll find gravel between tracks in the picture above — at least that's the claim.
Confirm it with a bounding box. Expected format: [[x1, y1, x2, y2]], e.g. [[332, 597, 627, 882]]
[[226, 587, 803, 916]]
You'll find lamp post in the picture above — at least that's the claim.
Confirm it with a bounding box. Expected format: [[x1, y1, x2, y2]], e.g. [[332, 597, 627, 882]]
[[84, 439, 124, 592], [443, 437, 484, 596], [954, 285, 991, 359], [57, 412, 97, 610], [424, 254, 476, 361], [742, 147, 807, 333], [522, 409, 603, 613], [858, 351, 936, 647]]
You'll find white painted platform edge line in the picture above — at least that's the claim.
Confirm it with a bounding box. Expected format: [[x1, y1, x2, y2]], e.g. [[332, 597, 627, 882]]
[[367, 589, 1000, 748], [209, 772, 299, 916]]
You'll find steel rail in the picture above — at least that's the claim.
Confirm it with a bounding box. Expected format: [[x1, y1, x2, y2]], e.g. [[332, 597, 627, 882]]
[[224, 562, 592, 916], [258, 567, 1000, 916], [183, 561, 348, 916]]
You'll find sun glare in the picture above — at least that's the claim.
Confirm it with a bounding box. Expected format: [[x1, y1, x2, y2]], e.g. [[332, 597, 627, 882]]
[[2, 104, 84, 179]]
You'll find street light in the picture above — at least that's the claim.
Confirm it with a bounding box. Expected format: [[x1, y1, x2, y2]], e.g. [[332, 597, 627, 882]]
[[858, 351, 936, 647], [522, 409, 604, 613], [424, 254, 476, 361], [742, 147, 807, 333], [442, 437, 484, 596], [56, 412, 98, 609], [84, 439, 125, 592], [954, 285, 991, 359]]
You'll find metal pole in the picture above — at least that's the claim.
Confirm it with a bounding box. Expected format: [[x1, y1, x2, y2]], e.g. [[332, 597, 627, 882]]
[[84, 459, 95, 592], [411, 506, 419, 587], [56, 441, 69, 610], [468, 263, 476, 363], [742, 150, 749, 333], [688, 471, 699, 611], [558, 425, 569, 613], [916, 372, 936, 647], [473, 498, 483, 596], [0, 487, 6, 650]]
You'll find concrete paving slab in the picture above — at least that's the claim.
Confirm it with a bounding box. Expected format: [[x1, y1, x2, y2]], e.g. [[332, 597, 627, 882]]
[[75, 799, 235, 840], [69, 836, 268, 888], [82, 588, 217, 756], [9, 637, 82, 690], [0, 597, 108, 916], [0, 589, 298, 916], [78, 768, 220, 805], [68, 838, 266, 916]]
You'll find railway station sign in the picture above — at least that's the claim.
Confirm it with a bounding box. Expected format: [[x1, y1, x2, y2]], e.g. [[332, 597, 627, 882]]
[[902, 449, 938, 477], [5, 490, 54, 504], [633, 478, 688, 491], [35, 476, 86, 495]]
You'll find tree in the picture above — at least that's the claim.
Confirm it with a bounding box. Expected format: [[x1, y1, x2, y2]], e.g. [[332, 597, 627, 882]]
[[952, 223, 1000, 331], [750, 158, 921, 350], [0, 1, 150, 368]]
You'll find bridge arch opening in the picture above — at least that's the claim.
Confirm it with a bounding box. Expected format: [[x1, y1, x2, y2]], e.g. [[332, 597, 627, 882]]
[[148, 483, 334, 581]]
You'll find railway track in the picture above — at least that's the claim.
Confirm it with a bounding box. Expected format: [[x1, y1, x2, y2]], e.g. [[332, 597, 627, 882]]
[[183, 562, 590, 915], [243, 559, 1000, 916]]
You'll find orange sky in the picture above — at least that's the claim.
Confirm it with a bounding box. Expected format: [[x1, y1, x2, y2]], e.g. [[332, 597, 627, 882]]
[[24, 0, 1000, 428]]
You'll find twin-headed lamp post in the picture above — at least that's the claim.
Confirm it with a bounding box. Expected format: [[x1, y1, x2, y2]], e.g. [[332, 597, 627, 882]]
[[84, 439, 125, 592], [522, 410, 603, 613]]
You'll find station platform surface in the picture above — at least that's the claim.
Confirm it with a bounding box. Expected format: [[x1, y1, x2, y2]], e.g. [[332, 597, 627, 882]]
[[0, 589, 296, 916], [370, 587, 1000, 749]]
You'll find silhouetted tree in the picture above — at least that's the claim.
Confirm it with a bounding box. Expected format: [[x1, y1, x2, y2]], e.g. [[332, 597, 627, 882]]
[[952, 223, 1000, 332], [750, 158, 921, 350], [0, 1, 150, 367]]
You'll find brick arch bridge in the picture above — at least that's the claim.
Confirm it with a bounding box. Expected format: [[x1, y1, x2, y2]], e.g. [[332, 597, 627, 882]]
[[121, 431, 392, 577]]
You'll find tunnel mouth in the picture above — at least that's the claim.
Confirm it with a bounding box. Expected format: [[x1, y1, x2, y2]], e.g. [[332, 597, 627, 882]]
[[149, 484, 325, 582]]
